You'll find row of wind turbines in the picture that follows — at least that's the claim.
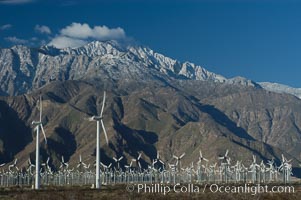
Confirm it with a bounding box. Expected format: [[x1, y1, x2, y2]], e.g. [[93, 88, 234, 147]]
[[0, 148, 293, 187]]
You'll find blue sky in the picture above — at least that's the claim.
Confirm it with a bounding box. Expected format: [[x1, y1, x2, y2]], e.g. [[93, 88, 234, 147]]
[[0, 0, 301, 87]]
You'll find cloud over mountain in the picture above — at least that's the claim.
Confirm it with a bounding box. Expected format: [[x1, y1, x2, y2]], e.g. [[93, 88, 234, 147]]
[[4, 36, 28, 44], [34, 24, 51, 34], [48, 22, 127, 48]]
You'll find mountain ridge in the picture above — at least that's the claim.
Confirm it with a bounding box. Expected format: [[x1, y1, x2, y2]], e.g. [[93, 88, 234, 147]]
[[0, 40, 260, 96]]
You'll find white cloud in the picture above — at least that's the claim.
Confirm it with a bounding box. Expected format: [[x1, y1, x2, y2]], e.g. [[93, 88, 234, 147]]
[[5, 36, 28, 44], [48, 22, 127, 48], [35, 25, 51, 34], [0, 0, 34, 4], [0, 24, 12, 30], [48, 36, 87, 49]]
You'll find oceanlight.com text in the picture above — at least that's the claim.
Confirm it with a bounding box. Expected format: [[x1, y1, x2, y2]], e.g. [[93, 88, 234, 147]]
[[126, 183, 295, 196]]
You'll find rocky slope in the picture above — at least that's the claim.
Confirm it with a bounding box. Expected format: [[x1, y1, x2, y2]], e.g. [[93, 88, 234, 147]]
[[0, 79, 300, 173]]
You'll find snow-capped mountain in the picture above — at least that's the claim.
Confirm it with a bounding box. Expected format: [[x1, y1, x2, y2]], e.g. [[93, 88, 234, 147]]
[[0, 40, 258, 96], [259, 82, 301, 99]]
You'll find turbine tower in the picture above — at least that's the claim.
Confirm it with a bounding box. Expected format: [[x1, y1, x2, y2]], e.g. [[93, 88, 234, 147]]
[[31, 96, 47, 190], [89, 91, 109, 189]]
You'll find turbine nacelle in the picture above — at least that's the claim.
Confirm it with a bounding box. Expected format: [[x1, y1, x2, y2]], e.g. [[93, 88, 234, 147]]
[[89, 116, 103, 121], [32, 121, 42, 125]]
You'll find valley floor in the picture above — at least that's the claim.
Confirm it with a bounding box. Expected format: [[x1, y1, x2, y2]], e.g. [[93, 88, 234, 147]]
[[0, 184, 301, 200]]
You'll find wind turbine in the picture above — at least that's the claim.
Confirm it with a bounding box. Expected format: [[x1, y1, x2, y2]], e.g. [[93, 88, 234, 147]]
[[8, 158, 18, 172], [218, 150, 231, 183], [60, 156, 69, 170], [153, 151, 165, 170], [31, 96, 47, 190], [27, 158, 35, 175], [88, 91, 109, 189], [113, 156, 123, 170], [41, 157, 51, 173], [197, 150, 208, 167], [218, 149, 230, 163], [136, 153, 142, 171], [173, 153, 185, 171], [77, 155, 87, 170]]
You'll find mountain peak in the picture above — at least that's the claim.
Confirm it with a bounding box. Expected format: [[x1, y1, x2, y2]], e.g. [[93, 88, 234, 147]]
[[0, 40, 259, 96]]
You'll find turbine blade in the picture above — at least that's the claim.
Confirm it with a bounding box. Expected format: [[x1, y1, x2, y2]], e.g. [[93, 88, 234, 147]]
[[180, 153, 185, 159], [253, 155, 256, 163], [40, 125, 47, 144], [39, 96, 42, 122], [118, 156, 124, 161], [113, 157, 117, 162], [101, 119, 109, 144], [225, 149, 229, 157], [138, 153, 142, 160], [100, 91, 106, 117], [200, 150, 203, 158]]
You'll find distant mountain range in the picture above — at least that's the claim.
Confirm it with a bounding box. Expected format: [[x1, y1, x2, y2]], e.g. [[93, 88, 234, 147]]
[[0, 41, 301, 175], [259, 82, 301, 99], [0, 40, 300, 98], [0, 40, 260, 96]]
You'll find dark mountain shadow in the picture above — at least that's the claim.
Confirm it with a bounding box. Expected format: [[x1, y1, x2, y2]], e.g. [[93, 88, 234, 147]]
[[112, 118, 158, 169], [0, 100, 32, 163], [45, 127, 77, 170], [198, 103, 255, 141], [90, 148, 115, 169]]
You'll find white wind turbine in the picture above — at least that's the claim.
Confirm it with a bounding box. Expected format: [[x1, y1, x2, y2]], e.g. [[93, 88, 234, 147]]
[[136, 153, 142, 170], [197, 150, 209, 167], [76, 155, 87, 170], [153, 151, 165, 170], [60, 156, 69, 170], [8, 158, 18, 172], [31, 96, 47, 190], [88, 91, 109, 189], [113, 156, 123, 170], [173, 153, 185, 171]]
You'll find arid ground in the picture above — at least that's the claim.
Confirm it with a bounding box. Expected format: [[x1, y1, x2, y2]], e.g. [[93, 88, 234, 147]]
[[0, 184, 301, 200]]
